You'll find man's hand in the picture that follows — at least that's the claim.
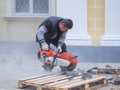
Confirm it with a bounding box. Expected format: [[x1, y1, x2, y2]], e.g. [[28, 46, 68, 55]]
[[58, 46, 62, 53], [41, 41, 49, 51]]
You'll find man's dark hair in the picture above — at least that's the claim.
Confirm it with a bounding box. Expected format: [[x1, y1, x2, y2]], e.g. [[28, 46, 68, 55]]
[[61, 19, 73, 29]]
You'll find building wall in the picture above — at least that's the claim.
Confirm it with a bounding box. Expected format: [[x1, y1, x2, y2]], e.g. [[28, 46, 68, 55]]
[[101, 0, 120, 46], [1, 18, 43, 41], [6, 19, 42, 41], [0, 0, 120, 46], [0, 0, 8, 41], [57, 0, 92, 45]]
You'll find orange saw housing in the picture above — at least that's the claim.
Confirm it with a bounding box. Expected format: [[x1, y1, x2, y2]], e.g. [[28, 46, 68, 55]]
[[40, 48, 78, 64], [59, 52, 78, 64]]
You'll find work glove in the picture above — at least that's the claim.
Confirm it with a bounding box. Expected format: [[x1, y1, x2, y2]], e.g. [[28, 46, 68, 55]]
[[58, 46, 62, 53], [42, 43, 49, 51], [58, 41, 63, 53], [40, 40, 49, 51]]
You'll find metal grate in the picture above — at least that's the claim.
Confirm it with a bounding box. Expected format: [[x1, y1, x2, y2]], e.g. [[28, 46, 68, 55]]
[[15, 0, 29, 12], [15, 0, 49, 14], [33, 0, 49, 13]]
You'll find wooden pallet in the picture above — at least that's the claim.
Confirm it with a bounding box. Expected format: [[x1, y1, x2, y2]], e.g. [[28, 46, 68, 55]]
[[18, 73, 107, 90]]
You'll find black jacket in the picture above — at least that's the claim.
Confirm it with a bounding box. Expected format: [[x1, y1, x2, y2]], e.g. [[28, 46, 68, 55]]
[[36, 16, 67, 45]]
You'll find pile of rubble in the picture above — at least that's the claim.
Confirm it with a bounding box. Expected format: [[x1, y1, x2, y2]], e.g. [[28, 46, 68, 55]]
[[86, 65, 120, 85], [63, 64, 120, 85]]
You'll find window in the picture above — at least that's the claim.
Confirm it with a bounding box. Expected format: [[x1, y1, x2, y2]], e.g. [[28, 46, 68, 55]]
[[6, 0, 55, 17], [15, 0, 29, 13]]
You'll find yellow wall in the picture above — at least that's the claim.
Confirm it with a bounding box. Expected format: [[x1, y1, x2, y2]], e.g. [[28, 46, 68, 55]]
[[0, 0, 8, 41], [7, 19, 42, 41], [0, 0, 44, 41], [87, 0, 105, 45]]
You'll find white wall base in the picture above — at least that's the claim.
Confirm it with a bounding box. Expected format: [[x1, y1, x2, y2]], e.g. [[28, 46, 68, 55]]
[[65, 35, 92, 46], [101, 35, 120, 46]]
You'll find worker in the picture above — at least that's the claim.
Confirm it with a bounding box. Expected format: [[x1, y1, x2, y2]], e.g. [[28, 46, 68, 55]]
[[36, 16, 73, 53]]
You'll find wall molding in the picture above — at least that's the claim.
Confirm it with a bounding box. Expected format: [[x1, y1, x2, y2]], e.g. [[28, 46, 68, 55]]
[[66, 35, 92, 46], [101, 35, 120, 46]]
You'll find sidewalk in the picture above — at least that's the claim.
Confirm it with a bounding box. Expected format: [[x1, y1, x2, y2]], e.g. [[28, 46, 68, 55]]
[[0, 54, 120, 90]]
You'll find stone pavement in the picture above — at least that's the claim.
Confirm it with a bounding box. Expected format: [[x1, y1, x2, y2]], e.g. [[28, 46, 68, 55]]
[[0, 54, 120, 90]]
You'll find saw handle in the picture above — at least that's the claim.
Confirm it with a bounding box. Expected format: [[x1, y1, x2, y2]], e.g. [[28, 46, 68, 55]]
[[40, 48, 56, 56], [51, 48, 61, 68], [69, 56, 78, 60]]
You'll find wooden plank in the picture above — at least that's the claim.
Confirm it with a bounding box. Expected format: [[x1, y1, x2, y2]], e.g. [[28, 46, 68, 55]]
[[42, 75, 106, 90], [44, 75, 83, 86], [24, 75, 66, 83], [42, 75, 83, 89], [58, 76, 106, 89], [44, 75, 97, 88], [18, 73, 63, 88], [24, 75, 69, 86]]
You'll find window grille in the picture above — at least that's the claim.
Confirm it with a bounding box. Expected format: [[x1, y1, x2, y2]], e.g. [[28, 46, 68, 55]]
[[15, 0, 29, 13], [33, 0, 49, 13], [12, 0, 54, 16]]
